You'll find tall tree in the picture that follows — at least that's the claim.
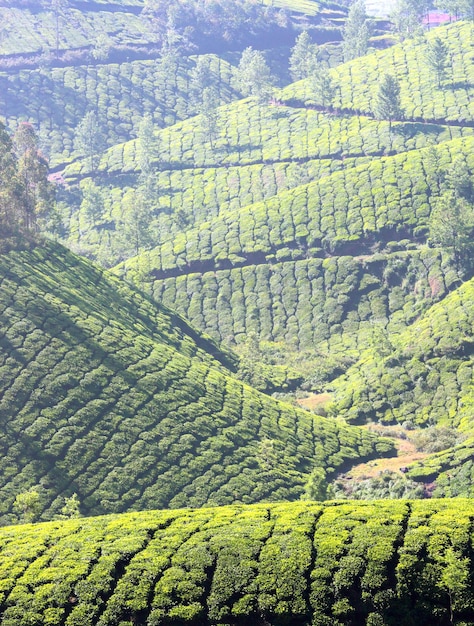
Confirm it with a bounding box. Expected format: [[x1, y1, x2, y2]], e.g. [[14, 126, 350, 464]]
[[121, 189, 153, 256], [80, 179, 105, 226], [435, 0, 474, 19], [0, 124, 23, 232], [198, 87, 220, 149], [74, 111, 106, 174], [190, 56, 213, 105], [391, 0, 431, 38], [12, 122, 54, 231], [234, 47, 274, 103], [289, 30, 318, 81], [426, 36, 450, 87], [342, 0, 370, 61], [51, 0, 68, 57], [428, 191, 474, 277], [373, 73, 404, 128], [137, 114, 159, 206], [309, 62, 335, 109]]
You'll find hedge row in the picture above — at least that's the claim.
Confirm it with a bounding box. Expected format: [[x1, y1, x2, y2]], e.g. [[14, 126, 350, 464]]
[[0, 499, 473, 625]]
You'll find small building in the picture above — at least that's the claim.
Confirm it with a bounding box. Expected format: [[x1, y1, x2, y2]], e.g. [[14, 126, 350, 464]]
[[423, 11, 457, 28]]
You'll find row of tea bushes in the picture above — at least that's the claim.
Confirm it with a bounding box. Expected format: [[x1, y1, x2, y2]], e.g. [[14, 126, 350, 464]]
[[64, 100, 469, 178], [62, 157, 359, 265], [0, 241, 389, 522], [0, 499, 473, 625], [144, 249, 455, 354]]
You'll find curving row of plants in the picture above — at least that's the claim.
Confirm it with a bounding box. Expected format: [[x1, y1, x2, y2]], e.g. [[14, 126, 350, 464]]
[[0, 499, 473, 625]]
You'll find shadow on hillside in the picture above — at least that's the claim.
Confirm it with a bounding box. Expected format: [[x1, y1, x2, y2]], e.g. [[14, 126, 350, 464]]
[[394, 122, 442, 137], [447, 81, 474, 90]]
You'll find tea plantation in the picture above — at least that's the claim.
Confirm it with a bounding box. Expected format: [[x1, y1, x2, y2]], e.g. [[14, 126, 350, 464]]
[[0, 240, 393, 523], [0, 500, 473, 626]]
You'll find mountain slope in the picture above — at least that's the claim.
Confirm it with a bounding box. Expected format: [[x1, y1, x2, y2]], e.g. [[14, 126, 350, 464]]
[[0, 240, 391, 523]]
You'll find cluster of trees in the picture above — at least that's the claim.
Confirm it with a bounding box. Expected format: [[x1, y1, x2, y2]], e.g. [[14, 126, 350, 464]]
[[0, 500, 473, 626], [142, 0, 289, 49], [0, 122, 54, 236]]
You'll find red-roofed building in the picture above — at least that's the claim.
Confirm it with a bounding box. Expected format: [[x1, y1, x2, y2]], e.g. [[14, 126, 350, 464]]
[[423, 11, 457, 28]]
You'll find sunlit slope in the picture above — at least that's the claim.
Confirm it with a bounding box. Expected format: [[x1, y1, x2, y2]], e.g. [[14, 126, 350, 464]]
[[113, 137, 472, 353], [283, 21, 474, 124], [0, 241, 390, 523], [60, 102, 471, 265], [0, 500, 473, 626], [64, 102, 467, 179], [114, 136, 474, 276]]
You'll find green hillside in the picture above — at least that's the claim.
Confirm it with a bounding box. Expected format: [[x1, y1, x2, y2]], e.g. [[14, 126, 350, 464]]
[[327, 276, 474, 495], [283, 21, 474, 123], [0, 500, 473, 626], [0, 55, 238, 167], [0, 240, 392, 523]]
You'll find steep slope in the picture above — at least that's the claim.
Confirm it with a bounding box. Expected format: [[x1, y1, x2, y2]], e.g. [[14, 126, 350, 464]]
[[0, 500, 473, 626], [0, 240, 391, 523]]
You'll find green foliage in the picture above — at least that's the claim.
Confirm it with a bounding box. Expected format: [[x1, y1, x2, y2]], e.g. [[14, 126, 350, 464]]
[[13, 490, 41, 523], [374, 73, 404, 124], [289, 30, 318, 81], [302, 467, 332, 500], [74, 112, 106, 173], [233, 47, 274, 103], [0, 242, 389, 522], [429, 192, 474, 273], [0, 121, 54, 236], [342, 0, 370, 61], [0, 500, 472, 625], [426, 36, 451, 88]]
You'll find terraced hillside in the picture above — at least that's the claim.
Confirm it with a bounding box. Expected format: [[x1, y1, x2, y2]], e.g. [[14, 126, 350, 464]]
[[0, 240, 392, 523], [0, 500, 473, 626]]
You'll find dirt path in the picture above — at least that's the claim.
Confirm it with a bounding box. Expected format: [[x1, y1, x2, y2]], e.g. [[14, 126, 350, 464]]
[[346, 426, 429, 479]]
